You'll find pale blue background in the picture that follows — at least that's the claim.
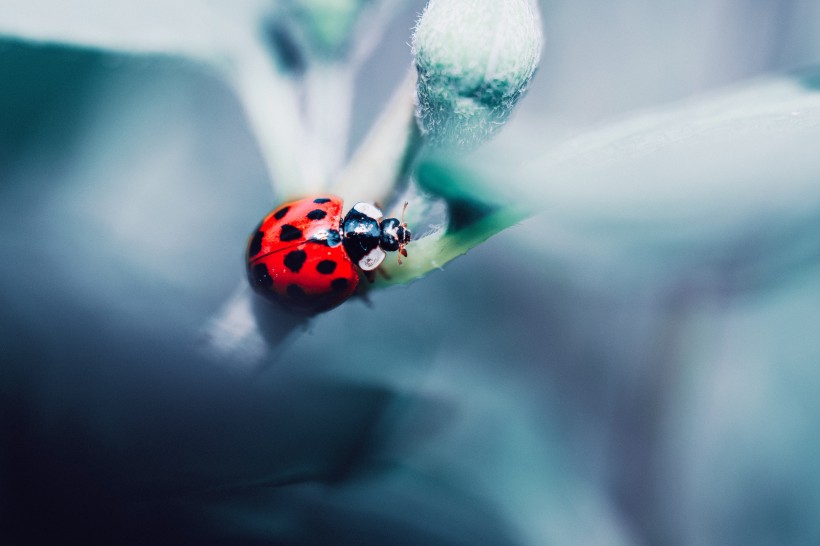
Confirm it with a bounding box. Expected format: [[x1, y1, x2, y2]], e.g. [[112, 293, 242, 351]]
[[3, 1, 820, 544]]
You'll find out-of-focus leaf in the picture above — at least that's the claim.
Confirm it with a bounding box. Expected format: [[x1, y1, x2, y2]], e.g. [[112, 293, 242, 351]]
[[370, 68, 820, 294], [0, 0, 317, 198], [492, 68, 820, 282], [0, 0, 266, 59], [659, 264, 820, 545]]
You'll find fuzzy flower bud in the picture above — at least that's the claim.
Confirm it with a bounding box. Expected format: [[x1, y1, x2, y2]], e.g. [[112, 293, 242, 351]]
[[412, 0, 543, 149]]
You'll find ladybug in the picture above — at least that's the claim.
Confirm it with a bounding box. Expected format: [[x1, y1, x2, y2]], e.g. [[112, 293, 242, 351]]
[[246, 195, 411, 313]]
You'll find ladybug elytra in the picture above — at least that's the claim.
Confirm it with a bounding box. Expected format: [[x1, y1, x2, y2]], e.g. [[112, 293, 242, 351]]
[[246, 196, 411, 313]]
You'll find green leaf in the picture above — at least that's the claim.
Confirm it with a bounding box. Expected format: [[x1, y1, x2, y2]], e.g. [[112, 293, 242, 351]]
[[499, 68, 820, 284], [373, 158, 529, 287], [374, 68, 820, 289]]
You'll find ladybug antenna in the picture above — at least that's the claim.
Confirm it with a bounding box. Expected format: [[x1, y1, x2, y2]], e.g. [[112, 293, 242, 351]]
[[398, 201, 410, 265]]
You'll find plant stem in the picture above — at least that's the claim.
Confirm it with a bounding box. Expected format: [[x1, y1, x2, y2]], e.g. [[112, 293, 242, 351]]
[[302, 62, 355, 188], [333, 67, 423, 206], [225, 38, 310, 200]]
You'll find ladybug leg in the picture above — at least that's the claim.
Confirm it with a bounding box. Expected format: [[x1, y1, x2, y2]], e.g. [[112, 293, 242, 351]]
[[377, 266, 392, 280], [356, 289, 375, 308], [364, 269, 377, 283], [395, 201, 410, 265]]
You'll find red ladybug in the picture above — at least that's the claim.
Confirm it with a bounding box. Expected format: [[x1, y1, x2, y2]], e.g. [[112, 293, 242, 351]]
[[246, 195, 411, 313]]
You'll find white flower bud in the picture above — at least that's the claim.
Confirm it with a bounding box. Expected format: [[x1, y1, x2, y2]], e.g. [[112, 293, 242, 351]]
[[412, 0, 543, 149]]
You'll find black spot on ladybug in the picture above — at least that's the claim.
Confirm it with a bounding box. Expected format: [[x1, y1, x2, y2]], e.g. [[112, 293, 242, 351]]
[[287, 284, 307, 300], [252, 264, 273, 287], [316, 260, 336, 274], [273, 206, 290, 220], [280, 224, 302, 242], [331, 278, 348, 292], [313, 198, 331, 204], [307, 209, 327, 220], [284, 250, 307, 272], [248, 231, 264, 258]]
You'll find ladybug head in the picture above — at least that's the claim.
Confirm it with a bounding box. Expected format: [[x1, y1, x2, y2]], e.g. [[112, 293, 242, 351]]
[[378, 202, 412, 263], [378, 218, 407, 251]]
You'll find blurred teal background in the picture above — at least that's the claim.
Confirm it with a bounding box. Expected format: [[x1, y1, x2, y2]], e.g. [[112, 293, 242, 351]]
[[3, 1, 820, 544]]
